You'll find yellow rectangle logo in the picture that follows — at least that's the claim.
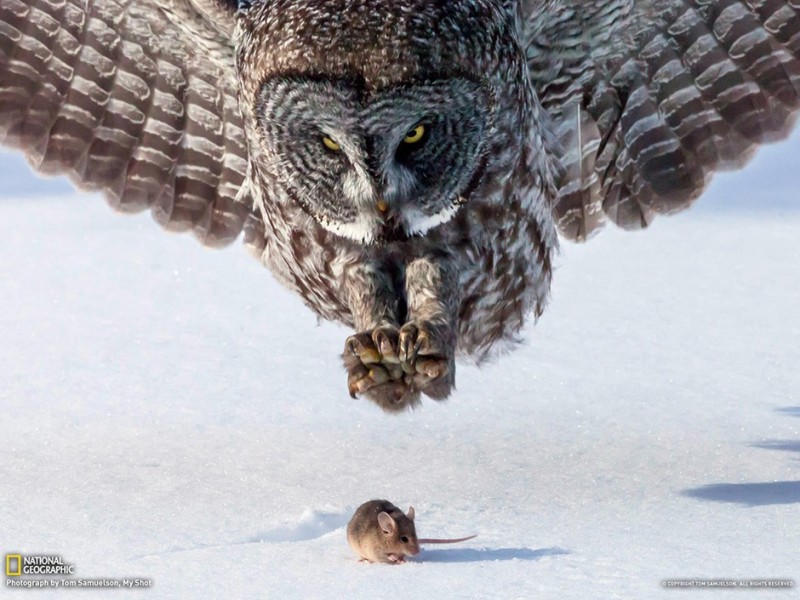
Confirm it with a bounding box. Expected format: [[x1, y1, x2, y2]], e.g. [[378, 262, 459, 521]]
[[6, 554, 22, 577]]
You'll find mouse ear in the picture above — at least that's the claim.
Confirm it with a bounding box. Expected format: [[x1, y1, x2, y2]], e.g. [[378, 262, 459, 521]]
[[407, 506, 415, 521], [377, 511, 397, 535]]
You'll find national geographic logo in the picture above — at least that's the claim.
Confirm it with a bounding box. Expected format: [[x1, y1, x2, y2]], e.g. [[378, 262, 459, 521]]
[[6, 554, 75, 576], [5, 552, 152, 590]]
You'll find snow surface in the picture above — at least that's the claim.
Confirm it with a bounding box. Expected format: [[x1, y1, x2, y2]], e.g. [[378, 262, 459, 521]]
[[0, 133, 799, 599]]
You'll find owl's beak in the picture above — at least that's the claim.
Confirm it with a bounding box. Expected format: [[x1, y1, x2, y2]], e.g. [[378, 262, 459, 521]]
[[376, 199, 389, 217]]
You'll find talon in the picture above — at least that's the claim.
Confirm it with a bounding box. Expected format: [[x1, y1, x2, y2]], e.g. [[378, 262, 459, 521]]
[[416, 358, 445, 379], [352, 365, 391, 395], [373, 329, 400, 364], [415, 330, 431, 355], [347, 334, 381, 364], [347, 363, 391, 397], [347, 364, 369, 398], [398, 326, 418, 372]]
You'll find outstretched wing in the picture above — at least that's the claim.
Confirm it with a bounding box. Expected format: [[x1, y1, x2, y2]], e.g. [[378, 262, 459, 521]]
[[0, 0, 252, 247], [522, 0, 800, 241]]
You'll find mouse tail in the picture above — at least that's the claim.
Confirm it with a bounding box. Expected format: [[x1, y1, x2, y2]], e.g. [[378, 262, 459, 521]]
[[417, 534, 477, 544]]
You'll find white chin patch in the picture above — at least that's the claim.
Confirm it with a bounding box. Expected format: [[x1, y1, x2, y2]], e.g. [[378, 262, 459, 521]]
[[402, 203, 461, 236], [317, 203, 461, 244], [320, 213, 379, 244]]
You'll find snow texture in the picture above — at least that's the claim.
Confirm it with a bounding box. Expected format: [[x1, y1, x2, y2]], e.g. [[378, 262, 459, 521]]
[[0, 130, 799, 599]]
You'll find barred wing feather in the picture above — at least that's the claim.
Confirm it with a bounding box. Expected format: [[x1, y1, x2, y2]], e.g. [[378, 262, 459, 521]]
[[0, 0, 252, 247], [524, 0, 800, 241]]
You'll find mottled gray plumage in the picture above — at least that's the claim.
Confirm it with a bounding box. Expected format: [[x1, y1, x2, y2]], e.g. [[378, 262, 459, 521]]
[[1, 0, 798, 412]]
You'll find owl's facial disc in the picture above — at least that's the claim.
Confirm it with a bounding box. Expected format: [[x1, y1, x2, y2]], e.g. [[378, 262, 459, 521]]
[[256, 76, 491, 244]]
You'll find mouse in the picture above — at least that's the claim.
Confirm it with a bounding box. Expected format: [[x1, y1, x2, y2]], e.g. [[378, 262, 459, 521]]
[[346, 499, 477, 564]]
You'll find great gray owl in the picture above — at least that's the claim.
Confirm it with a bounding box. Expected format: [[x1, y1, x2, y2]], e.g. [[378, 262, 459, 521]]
[[1, 0, 799, 412]]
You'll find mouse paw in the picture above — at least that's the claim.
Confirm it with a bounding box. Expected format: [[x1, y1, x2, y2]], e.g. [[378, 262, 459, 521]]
[[386, 553, 406, 564]]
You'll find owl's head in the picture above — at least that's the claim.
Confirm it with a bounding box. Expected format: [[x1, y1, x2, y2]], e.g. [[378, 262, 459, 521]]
[[237, 0, 519, 245], [254, 76, 492, 243]]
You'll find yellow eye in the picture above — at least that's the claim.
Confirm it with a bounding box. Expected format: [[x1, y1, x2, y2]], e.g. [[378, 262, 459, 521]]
[[403, 124, 426, 145], [322, 136, 341, 152]]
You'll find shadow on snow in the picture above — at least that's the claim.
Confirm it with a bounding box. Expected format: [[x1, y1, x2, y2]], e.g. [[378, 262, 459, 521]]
[[682, 481, 800, 506], [775, 406, 800, 418], [419, 546, 569, 563], [749, 440, 800, 453]]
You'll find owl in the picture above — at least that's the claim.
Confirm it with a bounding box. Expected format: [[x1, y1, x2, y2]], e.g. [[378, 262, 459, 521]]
[[1, 0, 798, 412]]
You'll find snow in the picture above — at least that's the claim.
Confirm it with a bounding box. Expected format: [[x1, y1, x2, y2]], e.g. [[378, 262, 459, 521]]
[[0, 133, 799, 599]]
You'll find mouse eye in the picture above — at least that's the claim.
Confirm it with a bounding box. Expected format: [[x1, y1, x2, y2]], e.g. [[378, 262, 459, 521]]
[[401, 536, 409, 543]]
